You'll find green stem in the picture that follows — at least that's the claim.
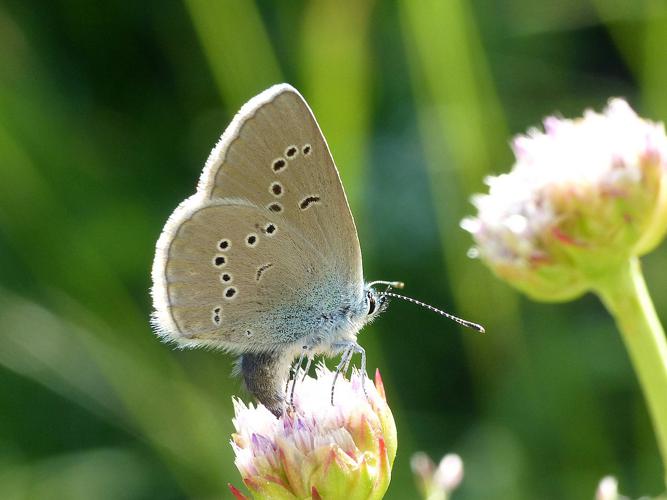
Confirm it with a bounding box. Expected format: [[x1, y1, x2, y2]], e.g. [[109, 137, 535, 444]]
[[595, 257, 667, 487], [425, 490, 446, 500]]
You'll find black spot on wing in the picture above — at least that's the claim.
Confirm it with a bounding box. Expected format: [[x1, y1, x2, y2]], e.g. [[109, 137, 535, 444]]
[[256, 263, 273, 281], [299, 196, 321, 210]]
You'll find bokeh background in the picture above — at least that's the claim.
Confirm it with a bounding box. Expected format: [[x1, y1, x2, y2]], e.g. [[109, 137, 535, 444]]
[[1, 1, 666, 498]]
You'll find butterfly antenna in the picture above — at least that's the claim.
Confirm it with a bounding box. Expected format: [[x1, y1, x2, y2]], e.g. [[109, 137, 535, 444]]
[[382, 291, 485, 333], [368, 280, 404, 289]]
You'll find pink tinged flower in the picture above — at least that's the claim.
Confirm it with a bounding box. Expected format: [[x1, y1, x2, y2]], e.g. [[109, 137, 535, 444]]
[[230, 365, 397, 499], [462, 99, 667, 301], [433, 454, 464, 493], [411, 452, 435, 496], [411, 452, 464, 499]]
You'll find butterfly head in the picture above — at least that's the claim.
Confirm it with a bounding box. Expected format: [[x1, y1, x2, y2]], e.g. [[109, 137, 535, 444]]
[[361, 280, 404, 323], [363, 287, 387, 320]]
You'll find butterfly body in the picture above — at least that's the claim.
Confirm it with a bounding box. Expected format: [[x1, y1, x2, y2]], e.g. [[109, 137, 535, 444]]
[[152, 84, 386, 416]]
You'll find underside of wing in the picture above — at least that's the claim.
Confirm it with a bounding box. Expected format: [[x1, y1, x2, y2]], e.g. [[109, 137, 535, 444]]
[[197, 84, 363, 285], [152, 84, 366, 352], [152, 197, 351, 352]]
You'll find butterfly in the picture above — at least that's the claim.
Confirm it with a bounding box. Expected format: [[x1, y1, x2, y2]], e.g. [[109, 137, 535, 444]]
[[151, 84, 483, 417]]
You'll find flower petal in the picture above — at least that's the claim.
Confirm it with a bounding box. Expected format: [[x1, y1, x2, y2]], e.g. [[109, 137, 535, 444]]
[[230, 364, 397, 498]]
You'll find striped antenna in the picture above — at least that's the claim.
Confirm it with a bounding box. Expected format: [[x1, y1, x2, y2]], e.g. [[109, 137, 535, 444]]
[[382, 291, 485, 333]]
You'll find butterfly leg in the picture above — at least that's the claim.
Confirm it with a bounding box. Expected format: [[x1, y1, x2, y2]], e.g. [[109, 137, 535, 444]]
[[330, 342, 368, 402], [289, 346, 309, 407], [342, 347, 354, 377], [330, 345, 354, 406], [285, 352, 302, 394], [354, 343, 368, 399], [301, 355, 314, 382], [343, 343, 368, 398]]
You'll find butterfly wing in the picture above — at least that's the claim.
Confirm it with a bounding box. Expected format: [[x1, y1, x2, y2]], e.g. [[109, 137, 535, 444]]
[[152, 84, 364, 351], [199, 84, 362, 281]]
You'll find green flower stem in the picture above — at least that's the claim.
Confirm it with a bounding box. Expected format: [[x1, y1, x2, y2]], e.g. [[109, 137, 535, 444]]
[[595, 257, 667, 487]]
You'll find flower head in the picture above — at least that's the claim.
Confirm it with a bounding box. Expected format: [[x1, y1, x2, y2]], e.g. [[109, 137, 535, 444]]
[[230, 364, 396, 499], [596, 476, 620, 500], [462, 99, 667, 300], [411, 452, 464, 499]]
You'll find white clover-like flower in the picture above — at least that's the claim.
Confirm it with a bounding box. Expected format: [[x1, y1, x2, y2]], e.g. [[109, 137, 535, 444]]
[[462, 99, 667, 300], [230, 364, 396, 499]]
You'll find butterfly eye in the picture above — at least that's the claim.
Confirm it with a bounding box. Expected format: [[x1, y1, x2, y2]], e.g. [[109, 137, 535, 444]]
[[367, 292, 376, 315]]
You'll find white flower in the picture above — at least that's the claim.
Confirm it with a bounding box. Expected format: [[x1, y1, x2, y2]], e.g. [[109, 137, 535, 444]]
[[433, 454, 464, 493], [411, 452, 464, 499], [596, 476, 620, 500], [462, 99, 667, 300], [230, 364, 396, 499]]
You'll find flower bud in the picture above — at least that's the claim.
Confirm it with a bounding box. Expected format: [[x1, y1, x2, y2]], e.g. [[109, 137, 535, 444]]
[[595, 476, 619, 500], [411, 452, 464, 499], [434, 454, 464, 492], [230, 365, 396, 499], [411, 452, 436, 496], [462, 99, 667, 301]]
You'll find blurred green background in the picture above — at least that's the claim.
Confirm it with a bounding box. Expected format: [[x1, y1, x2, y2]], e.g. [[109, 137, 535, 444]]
[[1, 1, 665, 499]]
